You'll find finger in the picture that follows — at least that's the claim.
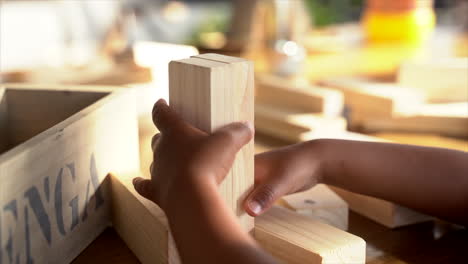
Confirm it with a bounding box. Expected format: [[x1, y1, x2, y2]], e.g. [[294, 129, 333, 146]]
[[254, 152, 273, 184], [149, 162, 154, 175], [151, 133, 161, 151], [209, 121, 254, 160], [243, 177, 290, 217], [152, 99, 185, 134], [133, 177, 155, 202]]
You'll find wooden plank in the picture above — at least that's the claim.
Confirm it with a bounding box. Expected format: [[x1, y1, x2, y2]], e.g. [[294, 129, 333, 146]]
[[282, 184, 348, 230], [255, 206, 365, 264], [256, 74, 344, 117], [170, 54, 255, 231], [0, 87, 139, 264], [358, 103, 468, 138], [111, 173, 180, 264], [398, 58, 468, 103], [255, 103, 347, 142], [0, 88, 8, 153], [320, 78, 425, 121], [329, 187, 432, 228]]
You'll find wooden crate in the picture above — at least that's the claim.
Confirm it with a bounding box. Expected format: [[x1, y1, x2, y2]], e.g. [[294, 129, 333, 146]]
[[0, 85, 140, 264]]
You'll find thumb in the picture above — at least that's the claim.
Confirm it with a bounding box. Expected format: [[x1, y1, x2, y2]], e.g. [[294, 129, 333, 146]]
[[244, 177, 289, 217], [209, 121, 254, 160], [133, 177, 155, 202]]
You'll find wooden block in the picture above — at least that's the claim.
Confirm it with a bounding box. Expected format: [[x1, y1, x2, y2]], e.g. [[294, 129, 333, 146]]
[[256, 74, 344, 117], [0, 88, 8, 153], [111, 173, 180, 264], [255, 206, 365, 264], [329, 187, 432, 228], [358, 103, 468, 138], [398, 58, 468, 103], [112, 175, 365, 264], [320, 78, 425, 120], [0, 85, 139, 264], [282, 184, 348, 230], [171, 53, 255, 231], [255, 103, 347, 142]]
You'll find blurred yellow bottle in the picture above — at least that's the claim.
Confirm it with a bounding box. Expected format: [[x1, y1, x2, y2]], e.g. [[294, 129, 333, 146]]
[[363, 0, 436, 44]]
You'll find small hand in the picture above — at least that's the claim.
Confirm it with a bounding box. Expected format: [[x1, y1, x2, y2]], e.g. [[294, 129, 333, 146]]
[[133, 99, 254, 213], [244, 141, 324, 216]]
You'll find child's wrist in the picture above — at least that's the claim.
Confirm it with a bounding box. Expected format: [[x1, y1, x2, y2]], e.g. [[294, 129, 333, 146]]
[[165, 174, 216, 219], [301, 139, 328, 184]]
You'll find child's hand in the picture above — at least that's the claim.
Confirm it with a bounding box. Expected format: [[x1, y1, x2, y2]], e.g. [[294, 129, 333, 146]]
[[244, 142, 324, 216], [133, 99, 254, 213]]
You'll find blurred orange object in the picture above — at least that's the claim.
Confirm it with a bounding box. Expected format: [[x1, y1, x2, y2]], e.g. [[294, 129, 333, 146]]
[[363, 0, 436, 44]]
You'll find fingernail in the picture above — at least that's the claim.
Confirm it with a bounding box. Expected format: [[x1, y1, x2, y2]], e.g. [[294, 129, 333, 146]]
[[156, 98, 167, 106], [248, 200, 262, 215], [243, 121, 254, 133]]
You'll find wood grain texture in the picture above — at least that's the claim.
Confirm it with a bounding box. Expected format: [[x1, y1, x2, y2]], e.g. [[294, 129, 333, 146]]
[[255, 103, 347, 142], [359, 103, 468, 138], [282, 184, 348, 230], [0, 86, 139, 264], [329, 187, 432, 228], [320, 78, 424, 121], [170, 53, 255, 231], [256, 74, 344, 117], [255, 206, 365, 264], [111, 173, 180, 264]]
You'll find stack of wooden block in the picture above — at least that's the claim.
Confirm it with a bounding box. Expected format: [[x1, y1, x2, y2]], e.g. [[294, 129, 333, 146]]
[[320, 78, 468, 138], [254, 74, 347, 142]]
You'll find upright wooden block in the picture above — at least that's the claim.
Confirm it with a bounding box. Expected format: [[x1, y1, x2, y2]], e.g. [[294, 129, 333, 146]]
[[0, 88, 8, 153], [170, 53, 255, 231], [0, 85, 139, 264]]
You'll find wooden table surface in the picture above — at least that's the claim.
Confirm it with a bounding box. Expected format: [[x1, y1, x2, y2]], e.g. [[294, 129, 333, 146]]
[[74, 123, 468, 264]]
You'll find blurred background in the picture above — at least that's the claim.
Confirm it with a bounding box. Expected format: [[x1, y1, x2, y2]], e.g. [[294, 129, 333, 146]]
[[0, 0, 467, 141], [1, 1, 467, 263]]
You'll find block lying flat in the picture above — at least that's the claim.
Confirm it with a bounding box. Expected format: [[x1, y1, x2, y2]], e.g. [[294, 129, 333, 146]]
[[320, 78, 424, 120], [255, 206, 365, 264], [255, 74, 344, 117], [255, 103, 347, 142], [358, 103, 468, 138], [282, 184, 348, 230], [329, 187, 432, 228]]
